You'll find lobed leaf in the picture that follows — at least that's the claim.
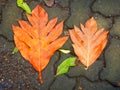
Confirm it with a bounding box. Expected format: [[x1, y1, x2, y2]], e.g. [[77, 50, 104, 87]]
[[12, 5, 68, 83], [69, 17, 109, 69]]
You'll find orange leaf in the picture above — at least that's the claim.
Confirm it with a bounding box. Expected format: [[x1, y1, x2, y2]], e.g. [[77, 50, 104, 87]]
[[69, 17, 108, 69], [12, 5, 68, 83]]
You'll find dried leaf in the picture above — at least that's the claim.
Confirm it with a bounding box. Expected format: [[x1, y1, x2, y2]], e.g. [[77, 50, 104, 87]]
[[69, 17, 109, 69], [56, 57, 76, 76], [12, 5, 68, 83]]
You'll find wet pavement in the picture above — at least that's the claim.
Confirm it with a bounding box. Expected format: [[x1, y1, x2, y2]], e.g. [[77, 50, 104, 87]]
[[0, 0, 120, 90]]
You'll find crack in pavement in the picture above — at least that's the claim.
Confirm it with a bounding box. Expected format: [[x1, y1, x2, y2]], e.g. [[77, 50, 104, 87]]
[[59, 0, 120, 89], [48, 51, 61, 90], [64, 0, 72, 29], [0, 8, 2, 24], [66, 74, 120, 88], [0, 0, 8, 24], [0, 0, 120, 89], [0, 34, 13, 42], [90, 0, 120, 18], [90, 0, 120, 40], [47, 0, 120, 89]]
